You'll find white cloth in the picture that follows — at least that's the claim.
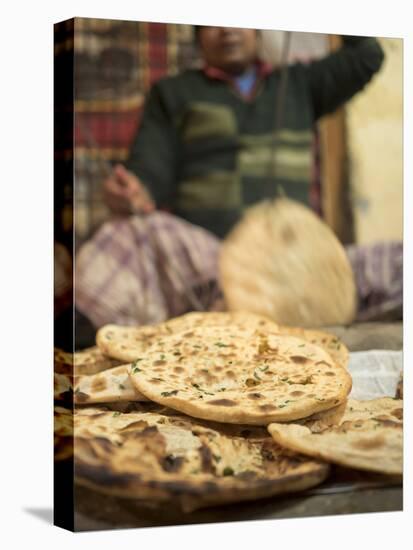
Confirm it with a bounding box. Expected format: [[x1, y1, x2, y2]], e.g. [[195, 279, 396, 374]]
[[347, 350, 402, 400]]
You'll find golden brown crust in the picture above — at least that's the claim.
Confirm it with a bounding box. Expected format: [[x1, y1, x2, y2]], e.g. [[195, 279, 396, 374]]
[[129, 327, 352, 425]]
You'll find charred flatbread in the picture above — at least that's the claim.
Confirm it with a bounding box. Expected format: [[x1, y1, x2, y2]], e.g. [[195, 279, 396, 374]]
[[129, 326, 352, 425], [219, 198, 357, 327], [73, 406, 329, 511]]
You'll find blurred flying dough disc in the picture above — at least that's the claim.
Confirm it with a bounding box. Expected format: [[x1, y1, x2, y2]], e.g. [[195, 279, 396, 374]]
[[219, 198, 357, 328]]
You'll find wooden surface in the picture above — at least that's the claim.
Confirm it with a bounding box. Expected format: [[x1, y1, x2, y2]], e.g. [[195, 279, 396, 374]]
[[74, 480, 402, 531]]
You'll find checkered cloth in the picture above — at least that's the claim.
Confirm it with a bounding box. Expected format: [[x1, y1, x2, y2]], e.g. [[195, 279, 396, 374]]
[[75, 212, 402, 328], [75, 212, 222, 328], [71, 19, 199, 243]]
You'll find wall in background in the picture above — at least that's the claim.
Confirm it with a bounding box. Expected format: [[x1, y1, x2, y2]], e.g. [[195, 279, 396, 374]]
[[346, 38, 403, 244]]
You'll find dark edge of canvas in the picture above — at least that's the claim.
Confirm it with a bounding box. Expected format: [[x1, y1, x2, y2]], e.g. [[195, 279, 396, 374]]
[[53, 17, 75, 532]]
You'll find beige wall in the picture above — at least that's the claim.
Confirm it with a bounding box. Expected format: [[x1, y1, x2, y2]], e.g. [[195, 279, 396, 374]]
[[346, 38, 403, 244], [260, 30, 328, 65]]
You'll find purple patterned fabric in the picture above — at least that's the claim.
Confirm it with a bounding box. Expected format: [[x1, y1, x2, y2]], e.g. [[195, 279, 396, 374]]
[[346, 241, 403, 321], [75, 212, 222, 328]]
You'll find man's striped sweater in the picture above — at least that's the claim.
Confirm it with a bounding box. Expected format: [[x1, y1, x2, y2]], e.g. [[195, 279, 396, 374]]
[[126, 36, 384, 238]]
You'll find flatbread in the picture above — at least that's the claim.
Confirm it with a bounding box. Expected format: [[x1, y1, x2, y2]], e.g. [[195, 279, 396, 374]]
[[166, 311, 281, 334], [54, 347, 121, 376], [55, 403, 157, 460], [342, 398, 403, 423], [54, 365, 148, 404], [219, 198, 357, 327], [294, 397, 403, 433], [73, 406, 329, 511], [129, 326, 352, 425], [268, 418, 402, 475], [96, 312, 349, 369], [297, 401, 347, 432], [96, 324, 163, 363], [73, 365, 148, 405], [277, 326, 349, 370], [96, 312, 281, 363]]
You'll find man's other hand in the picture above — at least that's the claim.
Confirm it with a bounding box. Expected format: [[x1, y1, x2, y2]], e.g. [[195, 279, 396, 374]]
[[103, 164, 155, 215]]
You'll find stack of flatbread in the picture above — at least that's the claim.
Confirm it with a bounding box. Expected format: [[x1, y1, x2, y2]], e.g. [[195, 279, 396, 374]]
[[54, 311, 402, 512]]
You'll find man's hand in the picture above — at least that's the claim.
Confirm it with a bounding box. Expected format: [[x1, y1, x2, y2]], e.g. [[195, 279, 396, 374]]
[[103, 164, 155, 215]]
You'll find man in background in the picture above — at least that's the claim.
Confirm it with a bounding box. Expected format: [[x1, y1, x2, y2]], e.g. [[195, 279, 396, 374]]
[[75, 27, 401, 331]]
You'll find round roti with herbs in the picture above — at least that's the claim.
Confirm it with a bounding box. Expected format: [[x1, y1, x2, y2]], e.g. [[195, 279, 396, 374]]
[[96, 312, 281, 363], [219, 197, 357, 328], [96, 311, 349, 370], [268, 417, 402, 475], [73, 406, 329, 511], [128, 326, 352, 425]]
